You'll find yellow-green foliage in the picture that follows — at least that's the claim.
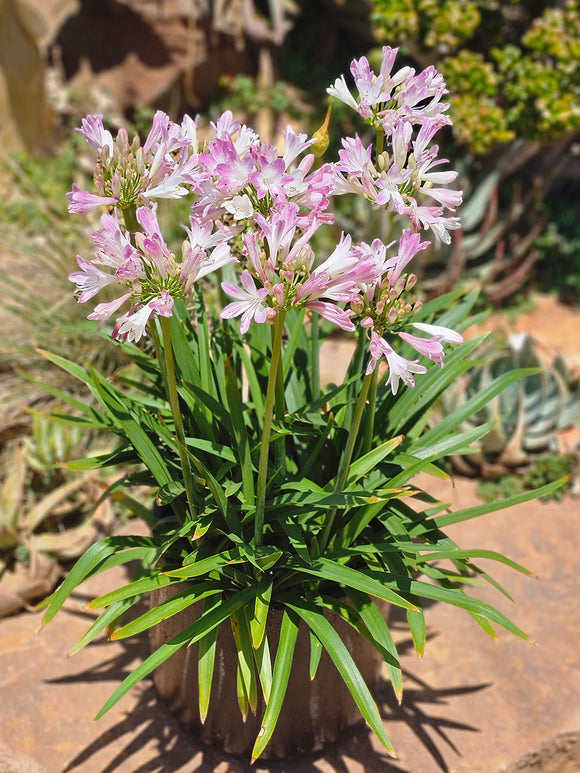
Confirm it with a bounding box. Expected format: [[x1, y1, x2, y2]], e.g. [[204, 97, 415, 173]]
[[371, 0, 580, 153]]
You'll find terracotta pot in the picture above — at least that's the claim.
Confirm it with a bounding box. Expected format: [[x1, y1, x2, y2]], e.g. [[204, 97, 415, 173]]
[[149, 586, 383, 759]]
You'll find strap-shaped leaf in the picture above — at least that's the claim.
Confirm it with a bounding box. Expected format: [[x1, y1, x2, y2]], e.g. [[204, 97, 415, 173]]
[[95, 586, 256, 720], [110, 581, 223, 639], [410, 367, 541, 452], [430, 478, 566, 530], [41, 536, 156, 624], [251, 609, 300, 762], [406, 606, 426, 657], [347, 589, 403, 703], [67, 597, 137, 656], [231, 607, 258, 716], [254, 632, 273, 704], [198, 594, 222, 723], [309, 630, 323, 680], [88, 572, 174, 609], [163, 549, 244, 579], [286, 599, 395, 756], [287, 557, 417, 611], [343, 436, 404, 486], [225, 356, 255, 503], [251, 577, 273, 649]]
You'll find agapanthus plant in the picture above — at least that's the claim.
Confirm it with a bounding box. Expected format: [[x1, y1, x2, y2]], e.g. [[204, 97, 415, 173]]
[[39, 47, 560, 761]]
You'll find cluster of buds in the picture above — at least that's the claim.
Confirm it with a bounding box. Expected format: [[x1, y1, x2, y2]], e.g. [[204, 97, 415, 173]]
[[66, 113, 201, 214], [68, 46, 465, 393]]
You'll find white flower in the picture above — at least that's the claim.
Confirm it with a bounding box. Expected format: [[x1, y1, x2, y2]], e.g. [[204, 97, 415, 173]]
[[223, 194, 254, 220]]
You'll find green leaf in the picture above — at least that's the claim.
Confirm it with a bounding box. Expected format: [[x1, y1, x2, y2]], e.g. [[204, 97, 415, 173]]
[[344, 436, 404, 485], [95, 586, 256, 720], [287, 557, 417, 611], [347, 589, 402, 702], [89, 372, 174, 487], [251, 577, 273, 649], [67, 598, 137, 656], [309, 630, 323, 680], [254, 633, 273, 704], [198, 594, 222, 723], [162, 549, 243, 580], [406, 607, 426, 657], [41, 536, 155, 625], [286, 599, 394, 756], [430, 478, 567, 530], [110, 581, 222, 639], [225, 356, 255, 503], [410, 368, 541, 453], [88, 573, 173, 609], [231, 607, 258, 716], [251, 609, 300, 762]]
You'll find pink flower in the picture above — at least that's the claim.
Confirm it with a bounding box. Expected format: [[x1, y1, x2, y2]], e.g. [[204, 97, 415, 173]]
[[69, 256, 118, 302], [220, 270, 269, 333], [411, 322, 463, 344], [366, 331, 428, 393], [398, 331, 445, 367], [66, 185, 118, 214], [76, 115, 113, 154], [150, 290, 174, 317], [306, 301, 355, 332], [87, 293, 132, 323], [114, 303, 156, 343], [250, 157, 292, 200], [384, 230, 430, 286]]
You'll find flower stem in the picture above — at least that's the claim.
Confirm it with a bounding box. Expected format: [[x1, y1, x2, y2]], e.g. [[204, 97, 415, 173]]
[[318, 371, 373, 554], [160, 315, 197, 521], [361, 367, 378, 455], [255, 310, 286, 547], [122, 203, 140, 235]]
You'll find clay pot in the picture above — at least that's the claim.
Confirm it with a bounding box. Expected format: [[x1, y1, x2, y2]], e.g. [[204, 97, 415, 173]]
[[149, 586, 383, 759]]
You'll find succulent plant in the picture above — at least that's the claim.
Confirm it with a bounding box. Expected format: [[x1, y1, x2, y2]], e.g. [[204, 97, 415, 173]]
[[444, 332, 580, 478]]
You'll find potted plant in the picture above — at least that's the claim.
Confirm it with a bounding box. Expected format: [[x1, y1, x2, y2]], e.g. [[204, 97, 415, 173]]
[[38, 48, 560, 761]]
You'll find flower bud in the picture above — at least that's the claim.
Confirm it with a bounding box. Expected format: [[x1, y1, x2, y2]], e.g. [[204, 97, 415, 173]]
[[350, 299, 364, 315], [360, 316, 374, 328], [111, 171, 122, 199], [387, 307, 399, 325], [394, 276, 406, 297], [413, 300, 423, 314], [311, 105, 331, 158], [405, 273, 417, 291]]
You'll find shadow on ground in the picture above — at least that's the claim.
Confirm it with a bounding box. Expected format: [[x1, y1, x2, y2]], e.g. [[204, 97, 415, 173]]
[[45, 628, 488, 773]]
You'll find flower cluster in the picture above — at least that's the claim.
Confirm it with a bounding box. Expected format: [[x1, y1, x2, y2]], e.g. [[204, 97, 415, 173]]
[[68, 46, 464, 393]]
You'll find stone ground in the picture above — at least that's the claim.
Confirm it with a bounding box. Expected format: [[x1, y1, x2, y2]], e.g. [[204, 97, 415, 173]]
[[1, 293, 580, 773]]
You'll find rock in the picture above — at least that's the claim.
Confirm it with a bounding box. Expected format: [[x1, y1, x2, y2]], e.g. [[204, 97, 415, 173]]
[[0, 0, 52, 155]]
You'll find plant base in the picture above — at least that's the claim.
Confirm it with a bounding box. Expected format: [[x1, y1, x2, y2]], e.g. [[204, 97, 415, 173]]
[[150, 587, 383, 759]]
